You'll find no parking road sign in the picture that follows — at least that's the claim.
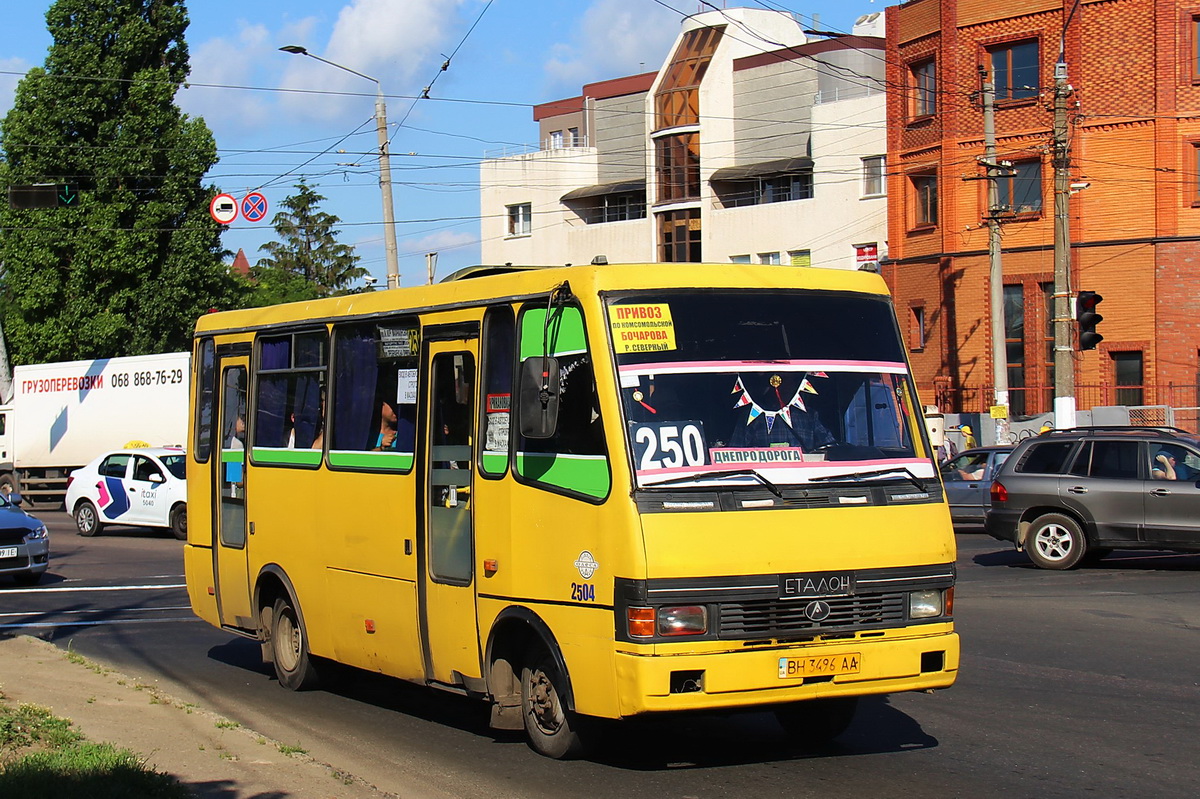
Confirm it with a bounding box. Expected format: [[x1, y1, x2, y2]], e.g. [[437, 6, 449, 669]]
[[241, 192, 268, 223], [209, 193, 237, 225]]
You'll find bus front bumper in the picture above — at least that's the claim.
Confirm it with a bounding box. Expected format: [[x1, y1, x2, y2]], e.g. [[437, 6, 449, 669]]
[[611, 626, 958, 717]]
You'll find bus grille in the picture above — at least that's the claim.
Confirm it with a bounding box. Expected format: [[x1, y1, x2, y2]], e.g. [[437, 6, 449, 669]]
[[718, 592, 905, 638]]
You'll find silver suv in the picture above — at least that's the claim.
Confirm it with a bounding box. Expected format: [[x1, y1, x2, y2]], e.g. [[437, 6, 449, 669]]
[[985, 427, 1200, 569]]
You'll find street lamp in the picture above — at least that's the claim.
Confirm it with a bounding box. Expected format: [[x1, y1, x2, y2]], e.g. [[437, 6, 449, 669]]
[[280, 45, 400, 289]]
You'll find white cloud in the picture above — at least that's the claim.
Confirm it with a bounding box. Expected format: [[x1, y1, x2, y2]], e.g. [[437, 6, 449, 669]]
[[402, 228, 476, 256], [542, 0, 684, 90], [278, 0, 465, 121], [0, 57, 31, 118], [181, 22, 277, 128]]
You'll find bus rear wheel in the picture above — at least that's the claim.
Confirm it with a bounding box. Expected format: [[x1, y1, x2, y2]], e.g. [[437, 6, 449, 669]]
[[521, 650, 583, 759], [774, 697, 859, 748], [272, 596, 321, 691]]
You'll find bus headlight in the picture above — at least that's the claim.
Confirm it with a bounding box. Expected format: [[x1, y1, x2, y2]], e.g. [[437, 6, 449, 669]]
[[909, 589, 944, 619], [627, 605, 709, 637], [658, 605, 707, 636]]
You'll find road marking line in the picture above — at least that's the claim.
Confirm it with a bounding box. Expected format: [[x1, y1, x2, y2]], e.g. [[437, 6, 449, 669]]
[[1, 583, 186, 594], [0, 617, 202, 630], [0, 606, 194, 619]]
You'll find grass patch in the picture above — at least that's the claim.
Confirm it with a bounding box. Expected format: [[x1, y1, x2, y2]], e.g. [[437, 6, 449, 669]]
[[214, 720, 239, 730], [0, 697, 188, 798], [277, 742, 307, 756]]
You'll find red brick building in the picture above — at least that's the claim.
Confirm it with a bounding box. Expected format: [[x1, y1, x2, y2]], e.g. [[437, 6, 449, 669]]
[[884, 0, 1200, 417]]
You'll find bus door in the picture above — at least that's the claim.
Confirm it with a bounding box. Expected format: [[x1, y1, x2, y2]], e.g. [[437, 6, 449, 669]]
[[213, 356, 253, 630], [420, 339, 481, 685]]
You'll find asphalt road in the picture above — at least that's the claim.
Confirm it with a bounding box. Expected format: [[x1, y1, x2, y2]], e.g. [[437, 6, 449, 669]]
[[3, 510, 1199, 798]]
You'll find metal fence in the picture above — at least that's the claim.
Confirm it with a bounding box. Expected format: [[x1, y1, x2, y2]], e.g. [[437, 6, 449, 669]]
[[926, 382, 1200, 420]]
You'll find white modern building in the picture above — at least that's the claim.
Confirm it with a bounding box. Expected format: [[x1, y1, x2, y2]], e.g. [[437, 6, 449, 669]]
[[480, 9, 888, 270]]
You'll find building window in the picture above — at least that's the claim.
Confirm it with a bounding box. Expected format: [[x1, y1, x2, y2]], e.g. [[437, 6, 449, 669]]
[[758, 252, 781, 265], [507, 203, 531, 236], [1193, 142, 1200, 203], [567, 127, 579, 146], [990, 40, 1039, 100], [911, 172, 938, 227], [599, 193, 645, 223], [712, 170, 813, 208], [658, 208, 702, 262], [1112, 352, 1145, 406], [761, 172, 813, 204], [655, 132, 701, 204], [910, 305, 926, 351], [549, 130, 564, 149], [998, 160, 1043, 216], [655, 25, 724, 129], [910, 59, 936, 117], [788, 249, 811, 267], [730, 254, 751, 264], [862, 155, 886, 197], [1194, 17, 1200, 81], [1005, 284, 1026, 417]]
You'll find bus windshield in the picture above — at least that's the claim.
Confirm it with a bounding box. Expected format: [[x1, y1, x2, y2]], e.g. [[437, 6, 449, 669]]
[[607, 290, 933, 489]]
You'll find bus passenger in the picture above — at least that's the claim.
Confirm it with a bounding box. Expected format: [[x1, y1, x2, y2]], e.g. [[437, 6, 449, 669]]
[[375, 400, 398, 450]]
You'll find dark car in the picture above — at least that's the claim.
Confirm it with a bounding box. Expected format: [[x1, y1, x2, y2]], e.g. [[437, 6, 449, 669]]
[[940, 446, 1013, 530], [986, 426, 1200, 569], [0, 492, 49, 585]]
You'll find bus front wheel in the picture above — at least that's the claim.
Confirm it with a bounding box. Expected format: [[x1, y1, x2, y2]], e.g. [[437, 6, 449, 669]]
[[272, 596, 321, 691], [521, 650, 583, 759], [774, 697, 858, 748]]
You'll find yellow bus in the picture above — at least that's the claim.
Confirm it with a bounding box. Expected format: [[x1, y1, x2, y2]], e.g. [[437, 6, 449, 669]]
[[185, 263, 958, 758]]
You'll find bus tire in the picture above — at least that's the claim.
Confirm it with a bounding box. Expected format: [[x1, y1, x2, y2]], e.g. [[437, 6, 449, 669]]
[[272, 596, 321, 691], [774, 697, 859, 747], [1026, 513, 1086, 570], [74, 500, 103, 537], [521, 649, 584, 759], [0, 473, 16, 500], [169, 505, 187, 540]]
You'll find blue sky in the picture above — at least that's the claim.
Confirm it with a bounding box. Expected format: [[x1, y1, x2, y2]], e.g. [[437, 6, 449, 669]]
[[1, 1, 873, 287]]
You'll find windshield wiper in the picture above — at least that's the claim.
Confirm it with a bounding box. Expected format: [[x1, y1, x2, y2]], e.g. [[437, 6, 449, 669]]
[[808, 467, 927, 492], [643, 468, 783, 497]]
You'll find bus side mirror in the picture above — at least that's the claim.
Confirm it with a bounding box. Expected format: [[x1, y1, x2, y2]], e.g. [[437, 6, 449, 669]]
[[518, 356, 560, 439]]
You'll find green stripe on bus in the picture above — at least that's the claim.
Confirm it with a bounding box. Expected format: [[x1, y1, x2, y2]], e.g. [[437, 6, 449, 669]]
[[520, 306, 587, 359], [221, 450, 243, 463], [481, 451, 507, 474], [251, 448, 323, 467], [327, 450, 414, 471], [516, 452, 610, 498]]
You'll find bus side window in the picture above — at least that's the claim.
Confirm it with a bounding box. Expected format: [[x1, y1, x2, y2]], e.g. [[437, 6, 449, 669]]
[[254, 332, 327, 452], [194, 338, 216, 463], [330, 321, 419, 465], [514, 303, 610, 500], [479, 306, 515, 477]]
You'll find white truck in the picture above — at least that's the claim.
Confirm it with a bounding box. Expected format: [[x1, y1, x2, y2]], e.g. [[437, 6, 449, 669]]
[[0, 352, 190, 506]]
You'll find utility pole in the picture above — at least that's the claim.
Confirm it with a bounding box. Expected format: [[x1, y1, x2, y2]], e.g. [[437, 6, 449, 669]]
[[426, 251, 438, 285], [980, 66, 1010, 446], [280, 46, 401, 289], [374, 88, 401, 290], [1052, 57, 1076, 429]]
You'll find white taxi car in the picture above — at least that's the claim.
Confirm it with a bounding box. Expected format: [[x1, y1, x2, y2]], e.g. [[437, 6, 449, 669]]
[[65, 447, 187, 539]]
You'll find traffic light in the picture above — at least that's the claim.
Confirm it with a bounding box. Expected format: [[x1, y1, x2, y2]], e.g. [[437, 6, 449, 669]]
[[1076, 290, 1104, 351], [7, 183, 78, 209]]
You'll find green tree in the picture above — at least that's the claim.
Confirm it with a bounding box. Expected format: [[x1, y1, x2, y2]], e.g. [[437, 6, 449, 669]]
[[0, 0, 244, 364], [250, 181, 367, 304]]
